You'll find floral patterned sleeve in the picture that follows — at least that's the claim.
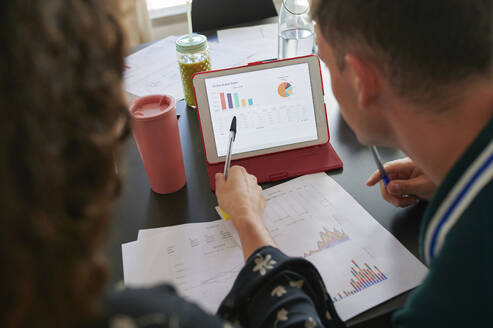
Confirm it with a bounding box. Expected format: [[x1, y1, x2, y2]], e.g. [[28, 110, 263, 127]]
[[218, 246, 345, 328]]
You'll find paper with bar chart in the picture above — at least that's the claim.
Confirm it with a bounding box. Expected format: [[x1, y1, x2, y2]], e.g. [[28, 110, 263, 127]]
[[204, 63, 318, 156], [236, 173, 428, 321], [123, 173, 428, 320]]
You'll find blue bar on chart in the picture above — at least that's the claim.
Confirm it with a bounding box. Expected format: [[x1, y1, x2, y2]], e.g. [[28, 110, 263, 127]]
[[248, 98, 253, 106], [227, 93, 233, 109]]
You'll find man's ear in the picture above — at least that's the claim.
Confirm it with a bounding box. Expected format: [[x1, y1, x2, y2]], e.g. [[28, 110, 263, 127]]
[[344, 54, 379, 109]]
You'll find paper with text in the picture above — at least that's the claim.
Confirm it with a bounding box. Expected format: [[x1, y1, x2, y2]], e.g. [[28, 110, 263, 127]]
[[218, 23, 278, 62], [223, 173, 428, 320], [124, 36, 255, 100], [122, 173, 428, 320], [123, 221, 243, 314]]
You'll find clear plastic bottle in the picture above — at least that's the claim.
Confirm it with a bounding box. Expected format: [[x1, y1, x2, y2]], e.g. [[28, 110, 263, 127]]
[[278, 0, 315, 59]]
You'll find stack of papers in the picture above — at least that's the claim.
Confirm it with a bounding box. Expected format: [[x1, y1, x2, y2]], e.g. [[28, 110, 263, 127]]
[[122, 220, 242, 314], [124, 24, 338, 111], [217, 23, 279, 62], [124, 36, 255, 100], [122, 173, 428, 320]]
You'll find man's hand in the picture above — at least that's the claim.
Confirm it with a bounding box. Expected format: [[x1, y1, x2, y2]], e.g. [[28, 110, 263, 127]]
[[366, 157, 436, 207], [216, 166, 276, 259]]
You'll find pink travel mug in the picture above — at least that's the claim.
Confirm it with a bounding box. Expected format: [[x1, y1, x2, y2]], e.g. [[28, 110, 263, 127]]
[[130, 95, 186, 194]]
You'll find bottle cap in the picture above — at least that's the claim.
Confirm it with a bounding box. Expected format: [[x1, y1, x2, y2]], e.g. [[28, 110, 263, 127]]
[[176, 34, 208, 54], [283, 0, 309, 15]]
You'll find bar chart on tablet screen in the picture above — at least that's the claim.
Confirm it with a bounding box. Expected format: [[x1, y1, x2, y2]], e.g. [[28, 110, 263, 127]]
[[205, 63, 319, 156]]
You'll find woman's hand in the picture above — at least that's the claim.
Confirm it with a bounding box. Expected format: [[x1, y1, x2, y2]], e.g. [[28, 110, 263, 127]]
[[215, 166, 276, 259], [215, 166, 265, 224], [366, 157, 436, 207]]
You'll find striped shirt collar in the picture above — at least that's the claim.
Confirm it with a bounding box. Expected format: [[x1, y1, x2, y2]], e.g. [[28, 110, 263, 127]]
[[419, 116, 493, 265]]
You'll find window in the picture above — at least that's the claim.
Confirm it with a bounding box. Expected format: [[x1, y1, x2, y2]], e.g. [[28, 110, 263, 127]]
[[147, 0, 186, 19]]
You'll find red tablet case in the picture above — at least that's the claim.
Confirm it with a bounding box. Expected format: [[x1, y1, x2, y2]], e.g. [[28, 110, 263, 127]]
[[194, 55, 343, 190]]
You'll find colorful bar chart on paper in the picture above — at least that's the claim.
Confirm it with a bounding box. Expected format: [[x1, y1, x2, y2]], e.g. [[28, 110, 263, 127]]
[[219, 93, 254, 110], [332, 260, 388, 303]]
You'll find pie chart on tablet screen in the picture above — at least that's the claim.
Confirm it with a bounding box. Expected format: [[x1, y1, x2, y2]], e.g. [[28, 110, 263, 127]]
[[278, 82, 294, 98]]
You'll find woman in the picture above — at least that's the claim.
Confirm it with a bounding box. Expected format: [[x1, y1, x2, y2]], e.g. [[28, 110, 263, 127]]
[[1, 1, 342, 327]]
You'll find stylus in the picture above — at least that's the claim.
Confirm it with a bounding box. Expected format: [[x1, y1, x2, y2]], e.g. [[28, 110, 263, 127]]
[[369, 145, 391, 187], [224, 116, 237, 180]]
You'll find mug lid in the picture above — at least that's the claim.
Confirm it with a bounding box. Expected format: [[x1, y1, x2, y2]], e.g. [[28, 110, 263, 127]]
[[130, 95, 176, 122]]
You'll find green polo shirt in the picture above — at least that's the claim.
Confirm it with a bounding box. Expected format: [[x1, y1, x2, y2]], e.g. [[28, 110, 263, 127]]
[[392, 116, 493, 327]]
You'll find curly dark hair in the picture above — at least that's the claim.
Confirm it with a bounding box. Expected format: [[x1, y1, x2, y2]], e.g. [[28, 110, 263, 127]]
[[0, 1, 130, 327]]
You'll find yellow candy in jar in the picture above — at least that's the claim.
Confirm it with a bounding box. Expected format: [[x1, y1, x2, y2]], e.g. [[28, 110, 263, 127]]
[[176, 34, 211, 108]]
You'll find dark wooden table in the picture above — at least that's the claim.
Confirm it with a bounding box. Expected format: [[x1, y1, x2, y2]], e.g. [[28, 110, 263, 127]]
[[106, 18, 428, 327]]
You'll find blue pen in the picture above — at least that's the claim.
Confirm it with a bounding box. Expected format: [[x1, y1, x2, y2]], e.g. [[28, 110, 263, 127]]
[[369, 145, 390, 187]]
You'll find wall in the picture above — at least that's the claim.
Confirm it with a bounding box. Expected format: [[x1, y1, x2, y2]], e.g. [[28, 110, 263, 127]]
[[152, 13, 188, 40]]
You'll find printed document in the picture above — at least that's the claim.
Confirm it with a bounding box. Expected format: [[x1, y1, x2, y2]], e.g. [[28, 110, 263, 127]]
[[122, 173, 428, 320], [124, 36, 254, 100]]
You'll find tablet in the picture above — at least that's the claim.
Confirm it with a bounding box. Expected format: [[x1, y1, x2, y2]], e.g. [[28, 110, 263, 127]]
[[193, 55, 328, 165]]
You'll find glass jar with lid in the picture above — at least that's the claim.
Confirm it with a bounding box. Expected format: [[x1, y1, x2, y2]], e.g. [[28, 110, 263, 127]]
[[176, 34, 211, 108]]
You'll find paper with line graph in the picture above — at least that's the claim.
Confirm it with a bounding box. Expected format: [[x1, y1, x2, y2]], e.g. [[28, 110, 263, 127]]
[[122, 173, 428, 319], [223, 173, 428, 321]]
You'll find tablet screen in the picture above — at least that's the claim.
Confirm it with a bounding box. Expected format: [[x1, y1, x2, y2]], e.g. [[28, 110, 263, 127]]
[[204, 63, 318, 157]]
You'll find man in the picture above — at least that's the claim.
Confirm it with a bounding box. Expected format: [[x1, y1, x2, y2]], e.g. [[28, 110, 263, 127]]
[[216, 0, 493, 326]]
